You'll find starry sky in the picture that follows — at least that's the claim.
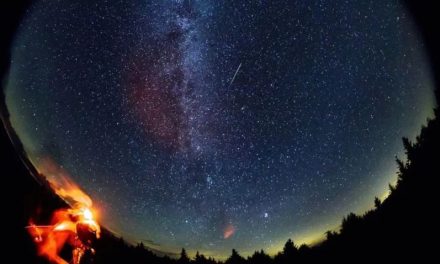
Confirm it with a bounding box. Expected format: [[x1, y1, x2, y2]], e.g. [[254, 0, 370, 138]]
[[4, 0, 435, 258]]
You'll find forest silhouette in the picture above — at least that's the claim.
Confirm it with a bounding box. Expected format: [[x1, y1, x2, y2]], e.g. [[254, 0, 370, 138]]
[[2, 1, 439, 263], [3, 89, 439, 263], [71, 105, 440, 263]]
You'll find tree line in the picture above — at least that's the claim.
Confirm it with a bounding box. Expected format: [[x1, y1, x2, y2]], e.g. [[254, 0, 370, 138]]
[[89, 107, 439, 263]]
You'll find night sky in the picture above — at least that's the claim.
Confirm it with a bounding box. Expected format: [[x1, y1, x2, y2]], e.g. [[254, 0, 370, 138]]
[[4, 0, 435, 258]]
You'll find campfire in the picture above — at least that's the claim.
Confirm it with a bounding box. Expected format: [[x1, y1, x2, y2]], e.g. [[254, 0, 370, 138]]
[[27, 160, 101, 264]]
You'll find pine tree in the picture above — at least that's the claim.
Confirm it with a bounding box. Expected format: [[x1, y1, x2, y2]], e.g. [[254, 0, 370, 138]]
[[178, 248, 190, 264]]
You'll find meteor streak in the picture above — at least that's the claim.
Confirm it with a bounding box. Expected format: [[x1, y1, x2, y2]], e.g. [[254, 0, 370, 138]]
[[228, 62, 242, 88]]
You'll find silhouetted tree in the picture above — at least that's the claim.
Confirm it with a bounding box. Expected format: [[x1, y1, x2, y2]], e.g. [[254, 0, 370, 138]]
[[225, 249, 246, 264], [325, 230, 337, 240], [194, 251, 208, 264], [341, 213, 361, 231], [402, 137, 415, 161], [178, 248, 190, 264], [207, 256, 218, 264], [248, 250, 272, 264], [298, 244, 311, 254], [374, 196, 381, 209], [283, 239, 298, 257], [388, 182, 396, 193], [274, 239, 298, 264]]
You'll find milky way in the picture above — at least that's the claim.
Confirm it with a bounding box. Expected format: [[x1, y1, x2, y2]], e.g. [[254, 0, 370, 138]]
[[4, 0, 435, 258]]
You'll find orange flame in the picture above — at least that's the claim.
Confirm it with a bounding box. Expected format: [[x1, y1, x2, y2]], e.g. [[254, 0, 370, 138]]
[[28, 158, 100, 264], [37, 157, 93, 207]]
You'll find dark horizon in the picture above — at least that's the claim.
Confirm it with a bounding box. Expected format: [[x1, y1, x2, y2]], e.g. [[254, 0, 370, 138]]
[[2, 94, 439, 262]]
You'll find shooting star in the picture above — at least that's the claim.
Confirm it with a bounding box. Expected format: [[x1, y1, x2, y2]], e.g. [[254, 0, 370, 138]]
[[228, 62, 242, 88]]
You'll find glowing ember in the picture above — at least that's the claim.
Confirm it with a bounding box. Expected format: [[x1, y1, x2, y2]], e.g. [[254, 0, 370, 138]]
[[27, 158, 100, 264], [28, 205, 100, 264]]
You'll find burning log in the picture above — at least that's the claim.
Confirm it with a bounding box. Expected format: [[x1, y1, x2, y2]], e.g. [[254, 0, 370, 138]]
[[27, 159, 100, 264], [27, 204, 100, 264]]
